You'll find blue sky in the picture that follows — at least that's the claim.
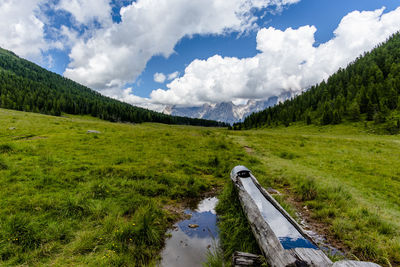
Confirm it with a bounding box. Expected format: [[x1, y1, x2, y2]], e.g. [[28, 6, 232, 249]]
[[135, 0, 400, 98], [1, 0, 400, 109]]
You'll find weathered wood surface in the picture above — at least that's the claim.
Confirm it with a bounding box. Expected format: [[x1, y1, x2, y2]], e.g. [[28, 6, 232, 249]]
[[232, 251, 262, 267], [234, 179, 298, 266], [230, 166, 381, 267], [290, 248, 332, 266], [332, 261, 382, 267], [256, 181, 316, 244]]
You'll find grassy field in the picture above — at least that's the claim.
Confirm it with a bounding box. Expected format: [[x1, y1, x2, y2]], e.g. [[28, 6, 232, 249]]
[[0, 108, 255, 266], [1, 109, 399, 266], [221, 123, 400, 266]]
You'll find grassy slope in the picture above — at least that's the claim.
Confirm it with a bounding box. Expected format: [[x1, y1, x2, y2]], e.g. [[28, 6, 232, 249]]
[[1, 108, 399, 266], [0, 108, 253, 266], [225, 123, 400, 265]]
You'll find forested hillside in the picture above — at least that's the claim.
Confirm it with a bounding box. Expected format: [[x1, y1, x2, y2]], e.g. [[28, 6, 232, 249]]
[[0, 48, 226, 127], [237, 32, 400, 133]]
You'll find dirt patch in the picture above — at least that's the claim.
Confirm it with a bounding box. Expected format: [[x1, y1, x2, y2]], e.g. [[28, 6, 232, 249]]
[[26, 136, 48, 140], [13, 135, 48, 140], [244, 146, 254, 153], [163, 202, 191, 221], [281, 188, 350, 255]]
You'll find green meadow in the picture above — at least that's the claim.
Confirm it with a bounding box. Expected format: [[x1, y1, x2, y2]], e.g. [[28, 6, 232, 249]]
[[220, 123, 400, 266], [1, 108, 399, 266], [0, 108, 253, 266]]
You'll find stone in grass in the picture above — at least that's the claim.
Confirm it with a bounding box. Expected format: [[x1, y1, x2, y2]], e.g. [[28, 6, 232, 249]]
[[267, 187, 281, 195], [8, 127, 16, 130], [87, 130, 101, 134]]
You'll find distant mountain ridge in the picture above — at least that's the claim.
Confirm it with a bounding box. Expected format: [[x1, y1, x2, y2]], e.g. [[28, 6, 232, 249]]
[[163, 93, 291, 124]]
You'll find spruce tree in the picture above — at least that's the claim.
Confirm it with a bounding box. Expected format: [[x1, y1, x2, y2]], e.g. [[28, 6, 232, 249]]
[[349, 101, 361, 121]]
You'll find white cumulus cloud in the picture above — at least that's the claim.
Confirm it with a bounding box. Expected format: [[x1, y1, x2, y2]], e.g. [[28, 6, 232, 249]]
[[167, 71, 180, 81], [147, 7, 400, 106], [0, 0, 48, 61], [63, 0, 300, 92], [151, 55, 259, 106], [154, 72, 166, 83], [56, 0, 112, 26]]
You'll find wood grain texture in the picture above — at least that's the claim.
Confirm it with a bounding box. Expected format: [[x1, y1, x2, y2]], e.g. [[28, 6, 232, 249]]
[[332, 261, 382, 267], [232, 251, 262, 266], [231, 173, 299, 266]]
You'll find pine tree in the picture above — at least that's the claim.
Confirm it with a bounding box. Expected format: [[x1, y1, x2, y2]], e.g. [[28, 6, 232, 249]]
[[332, 110, 342, 124], [306, 114, 312, 125], [349, 101, 361, 121], [366, 100, 374, 121], [321, 103, 333, 125]]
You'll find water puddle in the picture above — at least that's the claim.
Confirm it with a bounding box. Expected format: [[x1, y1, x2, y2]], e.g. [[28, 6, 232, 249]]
[[160, 197, 219, 267], [240, 177, 317, 250]]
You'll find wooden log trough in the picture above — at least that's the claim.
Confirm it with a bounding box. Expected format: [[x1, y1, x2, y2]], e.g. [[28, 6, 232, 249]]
[[230, 166, 381, 267]]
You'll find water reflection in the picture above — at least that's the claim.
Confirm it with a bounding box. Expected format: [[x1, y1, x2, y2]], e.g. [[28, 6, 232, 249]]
[[240, 178, 317, 250], [160, 197, 219, 267]]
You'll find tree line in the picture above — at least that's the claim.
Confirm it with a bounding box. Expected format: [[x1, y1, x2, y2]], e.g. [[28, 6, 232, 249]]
[[234, 32, 400, 134], [0, 48, 227, 127]]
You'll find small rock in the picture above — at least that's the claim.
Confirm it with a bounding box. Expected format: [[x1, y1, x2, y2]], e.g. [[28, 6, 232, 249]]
[[188, 224, 199, 228], [267, 187, 281, 195], [8, 127, 16, 130], [87, 130, 101, 134]]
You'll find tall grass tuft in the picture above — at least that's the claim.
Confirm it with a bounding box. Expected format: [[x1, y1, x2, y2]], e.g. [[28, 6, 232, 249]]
[[203, 242, 225, 267], [296, 178, 318, 201], [1, 214, 41, 251], [0, 157, 8, 170], [58, 197, 93, 219], [133, 204, 164, 247], [0, 144, 14, 153], [216, 183, 260, 261], [90, 182, 111, 199]]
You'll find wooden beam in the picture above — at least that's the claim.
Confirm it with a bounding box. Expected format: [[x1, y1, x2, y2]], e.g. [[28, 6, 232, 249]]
[[232, 251, 262, 267], [332, 261, 381, 267], [230, 166, 381, 267], [234, 179, 299, 266]]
